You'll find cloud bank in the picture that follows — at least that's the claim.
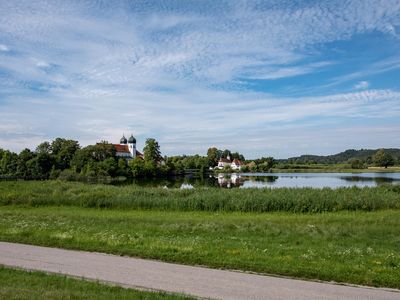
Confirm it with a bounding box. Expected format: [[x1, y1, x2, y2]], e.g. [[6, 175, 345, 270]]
[[0, 0, 399, 158]]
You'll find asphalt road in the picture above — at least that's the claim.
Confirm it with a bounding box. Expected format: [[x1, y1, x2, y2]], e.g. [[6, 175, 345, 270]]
[[0, 242, 398, 300]]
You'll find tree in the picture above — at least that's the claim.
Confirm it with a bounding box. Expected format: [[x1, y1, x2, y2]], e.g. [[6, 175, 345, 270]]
[[207, 147, 219, 167], [70, 146, 94, 173], [35, 152, 54, 178], [143, 138, 162, 164], [260, 157, 275, 170], [247, 161, 257, 172], [117, 158, 129, 177], [16, 148, 35, 178], [97, 157, 118, 177], [50, 138, 80, 170], [91, 142, 115, 161], [373, 149, 394, 168], [0, 150, 18, 176], [348, 158, 363, 169], [222, 149, 232, 159], [129, 157, 145, 177], [231, 152, 245, 161], [35, 142, 51, 154]]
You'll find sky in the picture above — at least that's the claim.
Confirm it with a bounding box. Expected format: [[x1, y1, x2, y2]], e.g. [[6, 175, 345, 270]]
[[0, 0, 400, 159]]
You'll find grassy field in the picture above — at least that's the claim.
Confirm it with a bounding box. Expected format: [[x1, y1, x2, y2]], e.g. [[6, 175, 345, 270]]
[[1, 180, 399, 212], [0, 266, 192, 300], [0, 206, 399, 288]]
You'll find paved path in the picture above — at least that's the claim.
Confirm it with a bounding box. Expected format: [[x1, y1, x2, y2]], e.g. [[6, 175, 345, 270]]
[[0, 242, 399, 300]]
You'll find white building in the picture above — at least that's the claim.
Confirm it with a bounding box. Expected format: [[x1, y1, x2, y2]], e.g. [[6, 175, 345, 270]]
[[217, 155, 244, 170], [231, 159, 244, 170], [217, 157, 232, 169], [114, 134, 143, 160]]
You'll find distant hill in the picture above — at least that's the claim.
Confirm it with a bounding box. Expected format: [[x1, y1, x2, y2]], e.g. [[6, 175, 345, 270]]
[[282, 148, 400, 164]]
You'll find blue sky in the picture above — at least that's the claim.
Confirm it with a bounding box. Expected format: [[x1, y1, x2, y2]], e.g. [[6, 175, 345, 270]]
[[0, 0, 399, 158]]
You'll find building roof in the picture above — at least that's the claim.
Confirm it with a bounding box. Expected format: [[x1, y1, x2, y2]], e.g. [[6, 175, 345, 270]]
[[219, 157, 231, 163], [232, 159, 244, 166], [120, 135, 127, 144], [128, 135, 136, 144], [136, 150, 144, 158], [114, 144, 130, 153]]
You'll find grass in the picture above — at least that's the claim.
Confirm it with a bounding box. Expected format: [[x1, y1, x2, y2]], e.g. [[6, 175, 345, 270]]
[[0, 266, 193, 300], [1, 180, 399, 212], [0, 206, 399, 289]]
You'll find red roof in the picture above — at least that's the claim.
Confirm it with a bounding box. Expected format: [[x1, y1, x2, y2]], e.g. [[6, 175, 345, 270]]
[[114, 144, 130, 153], [136, 150, 144, 158], [232, 159, 243, 166], [219, 158, 231, 163]]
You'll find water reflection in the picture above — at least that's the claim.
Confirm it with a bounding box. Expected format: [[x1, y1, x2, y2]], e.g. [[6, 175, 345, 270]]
[[120, 172, 400, 189], [217, 174, 245, 188]]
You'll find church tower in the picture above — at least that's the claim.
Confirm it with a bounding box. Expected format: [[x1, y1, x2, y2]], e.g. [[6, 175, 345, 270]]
[[128, 134, 137, 158]]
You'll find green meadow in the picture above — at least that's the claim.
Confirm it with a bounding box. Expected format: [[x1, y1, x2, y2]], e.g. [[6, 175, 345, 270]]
[[0, 266, 192, 300], [0, 206, 399, 288]]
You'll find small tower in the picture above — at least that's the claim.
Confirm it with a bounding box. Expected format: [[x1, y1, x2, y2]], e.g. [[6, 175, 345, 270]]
[[128, 134, 137, 158], [120, 135, 127, 145]]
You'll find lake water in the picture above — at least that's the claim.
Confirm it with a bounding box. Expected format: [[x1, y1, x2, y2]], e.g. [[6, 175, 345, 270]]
[[128, 172, 400, 189]]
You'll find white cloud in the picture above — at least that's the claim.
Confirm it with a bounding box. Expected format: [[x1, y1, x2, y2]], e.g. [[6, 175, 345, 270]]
[[0, 1, 400, 156], [0, 44, 8, 51], [354, 81, 370, 89], [246, 61, 334, 80]]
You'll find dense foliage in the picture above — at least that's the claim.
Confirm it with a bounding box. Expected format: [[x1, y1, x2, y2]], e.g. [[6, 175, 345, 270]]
[[284, 148, 400, 165], [0, 138, 212, 181]]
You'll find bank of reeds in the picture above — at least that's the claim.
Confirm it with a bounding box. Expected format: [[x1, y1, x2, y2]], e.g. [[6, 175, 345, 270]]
[[0, 181, 399, 212]]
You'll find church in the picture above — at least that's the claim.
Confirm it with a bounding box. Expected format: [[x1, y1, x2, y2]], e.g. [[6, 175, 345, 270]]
[[114, 134, 144, 159]]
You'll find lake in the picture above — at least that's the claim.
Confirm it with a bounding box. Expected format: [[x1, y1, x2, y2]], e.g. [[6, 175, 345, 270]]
[[126, 172, 400, 189]]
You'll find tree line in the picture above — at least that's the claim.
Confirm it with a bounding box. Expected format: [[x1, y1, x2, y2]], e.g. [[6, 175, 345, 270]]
[[3, 137, 394, 181], [284, 148, 400, 167], [0, 138, 257, 181], [0, 138, 166, 181]]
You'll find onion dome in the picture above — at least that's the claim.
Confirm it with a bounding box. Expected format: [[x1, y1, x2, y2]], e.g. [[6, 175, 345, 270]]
[[128, 134, 136, 144], [120, 135, 127, 144]]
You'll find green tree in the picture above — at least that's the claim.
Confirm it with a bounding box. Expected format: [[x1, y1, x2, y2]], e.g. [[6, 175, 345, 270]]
[[91, 142, 115, 161], [349, 158, 364, 169], [117, 158, 130, 177], [70, 146, 94, 173], [222, 149, 232, 159], [16, 148, 35, 178], [373, 149, 395, 168], [231, 152, 245, 161], [247, 161, 257, 172], [50, 138, 80, 170], [260, 157, 275, 170], [143, 138, 162, 164], [0, 150, 18, 176], [129, 157, 145, 177], [97, 157, 118, 177], [35, 141, 51, 154], [207, 147, 219, 167], [36, 152, 54, 178]]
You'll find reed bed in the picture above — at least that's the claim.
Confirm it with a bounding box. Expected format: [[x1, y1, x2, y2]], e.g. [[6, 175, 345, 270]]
[[1, 180, 399, 212]]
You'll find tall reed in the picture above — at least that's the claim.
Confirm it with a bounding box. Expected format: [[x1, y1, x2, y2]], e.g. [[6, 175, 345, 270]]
[[0, 181, 399, 212]]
